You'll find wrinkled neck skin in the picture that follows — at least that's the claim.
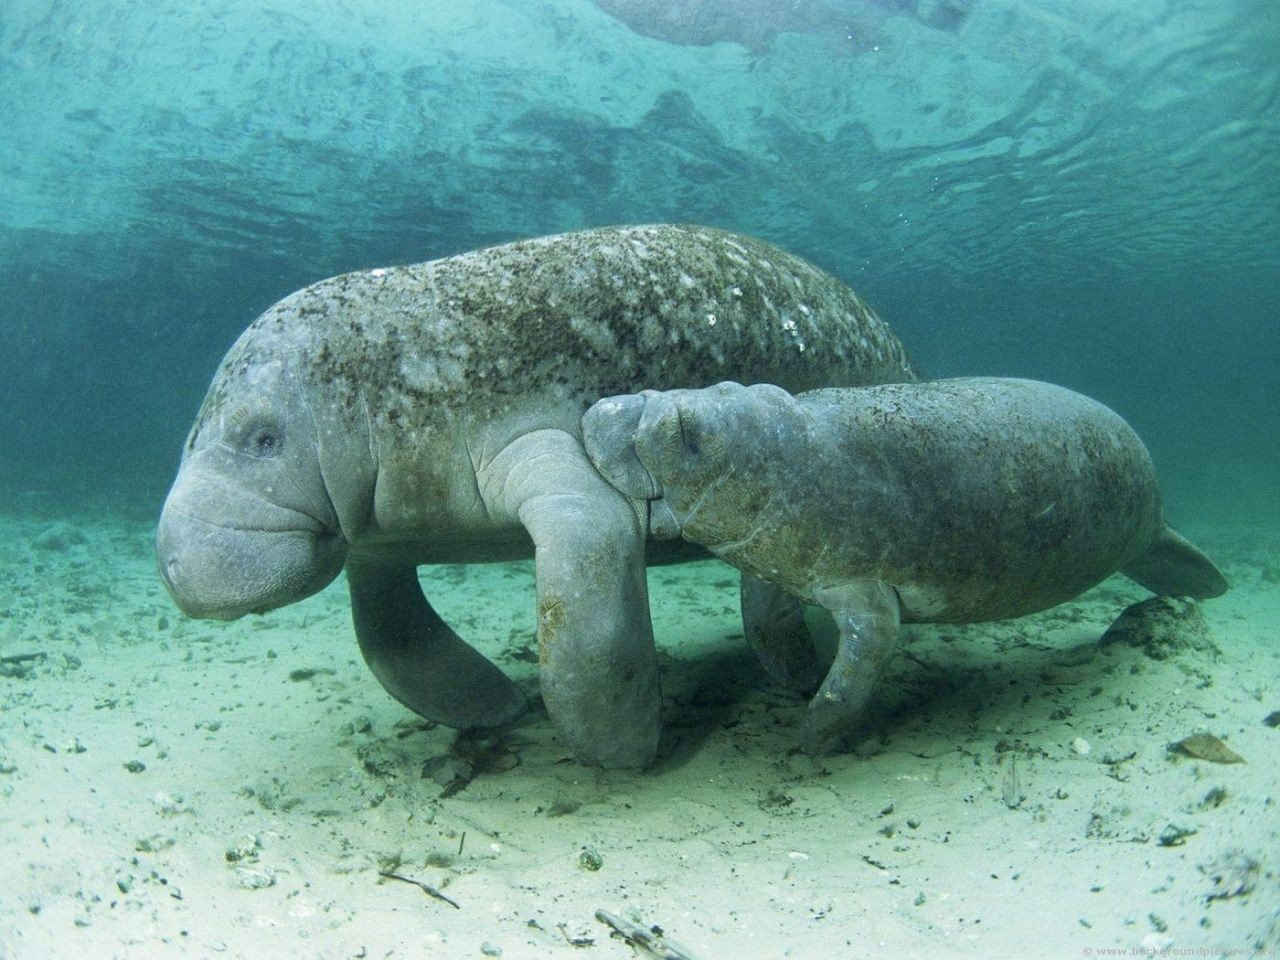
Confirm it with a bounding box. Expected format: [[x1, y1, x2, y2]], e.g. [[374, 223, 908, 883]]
[[300, 387, 380, 548], [352, 398, 590, 565]]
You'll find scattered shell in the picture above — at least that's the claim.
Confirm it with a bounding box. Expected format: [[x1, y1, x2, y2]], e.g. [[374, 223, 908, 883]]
[[1199, 850, 1260, 901], [151, 791, 186, 816], [1171, 734, 1245, 764], [1141, 933, 1173, 953], [1196, 786, 1228, 810], [234, 866, 277, 889], [1157, 823, 1196, 847], [225, 834, 262, 864], [546, 798, 581, 817], [422, 754, 473, 796], [422, 733, 522, 798]]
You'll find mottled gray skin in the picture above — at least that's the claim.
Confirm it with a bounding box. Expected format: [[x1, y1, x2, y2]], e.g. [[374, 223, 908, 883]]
[[156, 224, 918, 769], [583, 378, 1229, 751]]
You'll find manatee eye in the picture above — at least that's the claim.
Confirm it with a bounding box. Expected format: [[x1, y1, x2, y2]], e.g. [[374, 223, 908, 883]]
[[676, 406, 705, 458], [248, 424, 284, 458], [228, 409, 285, 459]]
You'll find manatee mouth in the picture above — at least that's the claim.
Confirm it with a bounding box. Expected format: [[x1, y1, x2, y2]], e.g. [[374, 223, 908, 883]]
[[156, 509, 346, 620]]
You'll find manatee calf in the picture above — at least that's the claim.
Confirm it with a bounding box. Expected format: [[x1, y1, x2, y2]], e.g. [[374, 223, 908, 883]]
[[155, 224, 918, 768], [583, 378, 1228, 751]]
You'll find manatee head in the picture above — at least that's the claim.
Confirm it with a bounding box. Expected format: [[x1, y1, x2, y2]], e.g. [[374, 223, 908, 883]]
[[584, 382, 802, 544], [156, 327, 350, 620]]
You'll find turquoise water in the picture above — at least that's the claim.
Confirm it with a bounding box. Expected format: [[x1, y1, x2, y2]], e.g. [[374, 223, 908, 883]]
[[0, 0, 1277, 521], [2, 5, 1279, 955]]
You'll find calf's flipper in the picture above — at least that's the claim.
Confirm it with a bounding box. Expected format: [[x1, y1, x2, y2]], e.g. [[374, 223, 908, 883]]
[[804, 580, 902, 754], [741, 574, 823, 691]]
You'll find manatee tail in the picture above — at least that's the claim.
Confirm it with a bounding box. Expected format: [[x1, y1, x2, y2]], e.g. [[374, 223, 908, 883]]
[[1121, 526, 1229, 600]]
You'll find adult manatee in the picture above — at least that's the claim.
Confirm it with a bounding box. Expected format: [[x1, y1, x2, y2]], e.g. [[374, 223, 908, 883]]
[[582, 378, 1229, 752], [156, 224, 918, 768]]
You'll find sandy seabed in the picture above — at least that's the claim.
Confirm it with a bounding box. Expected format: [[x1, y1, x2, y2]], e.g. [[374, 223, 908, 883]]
[[1, 510, 1276, 960]]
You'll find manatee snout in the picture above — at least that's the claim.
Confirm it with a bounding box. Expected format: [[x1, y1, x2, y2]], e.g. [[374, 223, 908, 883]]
[[635, 382, 785, 487], [585, 386, 754, 542], [589, 382, 774, 494], [583, 389, 722, 496], [582, 393, 663, 500], [582, 391, 701, 540], [156, 473, 346, 620]]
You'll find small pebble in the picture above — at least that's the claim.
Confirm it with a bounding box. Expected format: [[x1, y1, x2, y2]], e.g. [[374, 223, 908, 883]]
[[225, 834, 262, 863], [234, 866, 276, 890], [578, 847, 603, 871], [1071, 737, 1091, 756], [481, 942, 503, 957], [1157, 823, 1196, 847], [151, 791, 185, 815]]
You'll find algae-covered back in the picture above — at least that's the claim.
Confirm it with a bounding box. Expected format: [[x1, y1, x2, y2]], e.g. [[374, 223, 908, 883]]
[[192, 224, 918, 444]]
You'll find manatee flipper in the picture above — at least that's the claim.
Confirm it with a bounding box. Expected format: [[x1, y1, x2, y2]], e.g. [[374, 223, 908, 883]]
[[741, 575, 823, 691], [804, 581, 902, 754], [485, 429, 661, 769], [347, 559, 526, 729], [1121, 526, 1229, 600]]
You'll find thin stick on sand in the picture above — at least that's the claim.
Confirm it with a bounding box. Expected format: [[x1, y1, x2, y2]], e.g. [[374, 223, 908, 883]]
[[594, 909, 701, 960]]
